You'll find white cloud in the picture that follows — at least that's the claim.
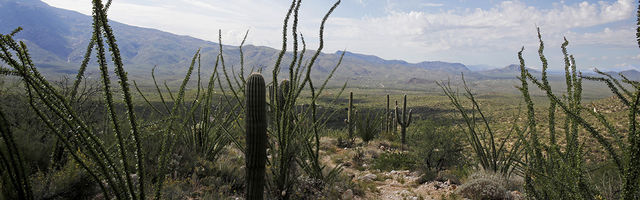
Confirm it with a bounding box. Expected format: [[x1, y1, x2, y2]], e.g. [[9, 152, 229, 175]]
[[421, 3, 444, 7], [322, 0, 636, 69]]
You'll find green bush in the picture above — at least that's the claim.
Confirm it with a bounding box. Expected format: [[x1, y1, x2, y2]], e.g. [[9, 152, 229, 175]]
[[356, 110, 382, 144], [372, 152, 414, 171], [31, 159, 98, 199], [409, 120, 465, 172], [456, 171, 520, 200], [159, 156, 245, 199]]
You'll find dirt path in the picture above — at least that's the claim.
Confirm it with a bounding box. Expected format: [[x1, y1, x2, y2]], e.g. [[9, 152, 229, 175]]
[[320, 138, 458, 200]]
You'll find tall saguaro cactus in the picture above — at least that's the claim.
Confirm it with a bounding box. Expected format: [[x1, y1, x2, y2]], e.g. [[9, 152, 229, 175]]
[[396, 94, 412, 145], [393, 100, 398, 134], [345, 91, 355, 141], [245, 73, 267, 200], [386, 94, 390, 132]]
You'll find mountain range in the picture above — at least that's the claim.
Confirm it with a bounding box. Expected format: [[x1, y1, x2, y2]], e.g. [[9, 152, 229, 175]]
[[1, 0, 638, 89]]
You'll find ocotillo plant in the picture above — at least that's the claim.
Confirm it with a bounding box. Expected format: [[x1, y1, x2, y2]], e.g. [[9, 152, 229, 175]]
[[245, 73, 267, 200], [396, 94, 412, 145], [268, 84, 275, 109], [0, 0, 148, 199], [439, 76, 524, 176], [0, 107, 33, 199], [515, 27, 640, 199], [345, 91, 354, 141], [133, 48, 232, 166]]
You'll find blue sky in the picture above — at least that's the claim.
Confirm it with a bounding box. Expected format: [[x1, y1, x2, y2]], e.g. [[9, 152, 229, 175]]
[[42, 0, 639, 71]]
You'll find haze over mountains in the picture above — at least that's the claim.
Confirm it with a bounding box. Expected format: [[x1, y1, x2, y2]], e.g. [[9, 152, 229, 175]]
[[1, 0, 638, 89]]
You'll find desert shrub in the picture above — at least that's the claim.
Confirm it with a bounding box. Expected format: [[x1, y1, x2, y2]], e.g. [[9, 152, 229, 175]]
[[409, 120, 465, 172], [456, 171, 520, 200], [336, 135, 353, 148], [590, 163, 623, 200], [372, 151, 414, 171], [356, 110, 381, 144], [290, 168, 358, 199], [436, 171, 462, 185], [31, 159, 98, 200], [158, 155, 245, 199], [379, 127, 399, 143], [417, 170, 438, 184]]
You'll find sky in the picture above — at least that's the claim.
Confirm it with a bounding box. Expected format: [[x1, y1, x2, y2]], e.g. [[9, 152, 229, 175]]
[[41, 0, 640, 71]]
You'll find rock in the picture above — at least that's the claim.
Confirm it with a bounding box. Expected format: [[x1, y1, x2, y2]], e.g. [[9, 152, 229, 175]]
[[436, 171, 461, 185], [511, 190, 524, 200], [342, 189, 354, 200], [359, 173, 377, 182], [410, 171, 421, 177], [397, 190, 416, 199]]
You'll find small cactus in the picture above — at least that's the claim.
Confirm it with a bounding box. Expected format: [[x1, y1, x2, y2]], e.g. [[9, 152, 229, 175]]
[[345, 91, 354, 141], [396, 94, 412, 145], [245, 73, 267, 200]]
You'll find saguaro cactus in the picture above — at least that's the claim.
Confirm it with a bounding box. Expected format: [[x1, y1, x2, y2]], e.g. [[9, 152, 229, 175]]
[[396, 94, 412, 145], [385, 94, 390, 132], [345, 91, 354, 141], [393, 100, 398, 134], [277, 79, 291, 110], [245, 73, 267, 200]]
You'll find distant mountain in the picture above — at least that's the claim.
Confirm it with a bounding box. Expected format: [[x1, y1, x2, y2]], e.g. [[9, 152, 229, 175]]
[[414, 61, 469, 73], [619, 70, 640, 81], [477, 64, 540, 79], [0, 0, 229, 76], [483, 64, 539, 73], [336, 50, 408, 66], [467, 64, 496, 71], [0, 0, 502, 88]]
